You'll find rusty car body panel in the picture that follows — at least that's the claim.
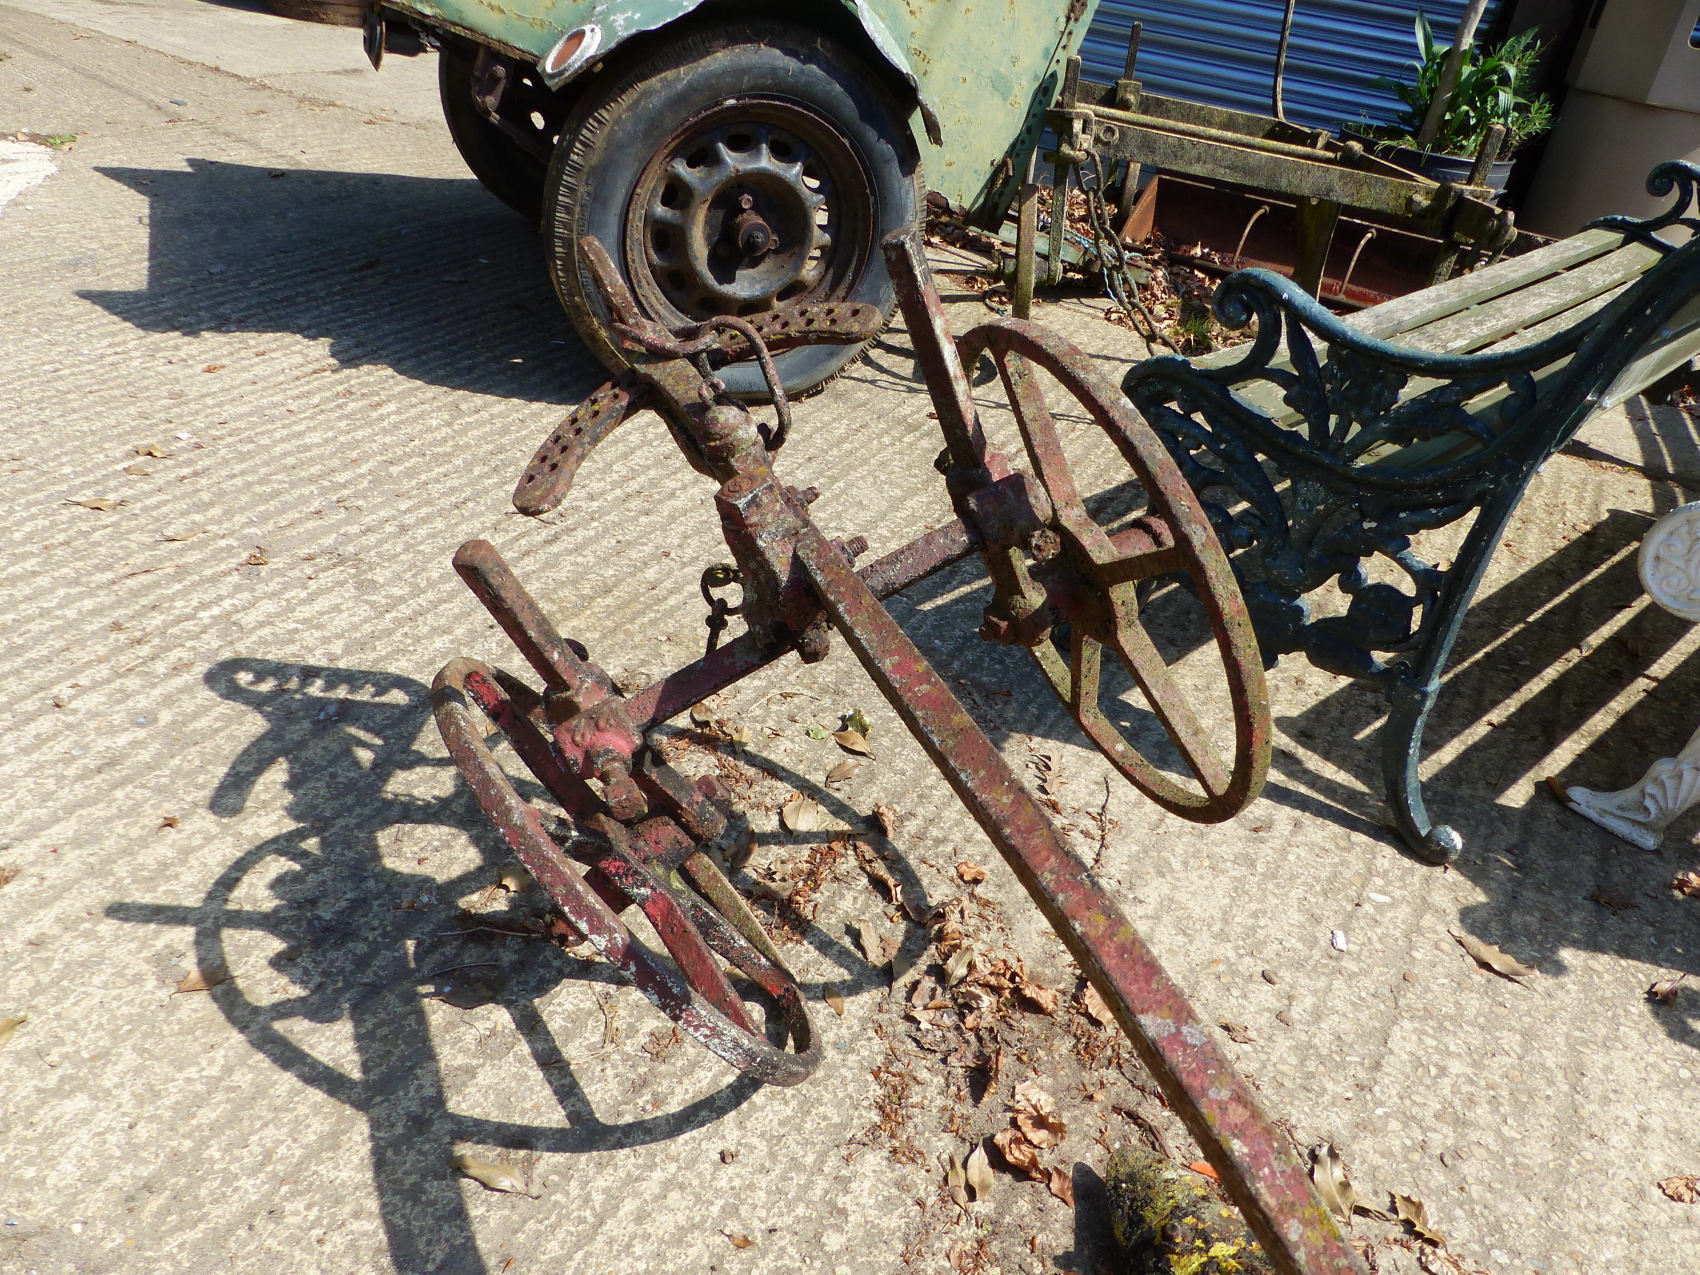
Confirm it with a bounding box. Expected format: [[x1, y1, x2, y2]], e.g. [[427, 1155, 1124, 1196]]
[[384, 0, 1098, 216]]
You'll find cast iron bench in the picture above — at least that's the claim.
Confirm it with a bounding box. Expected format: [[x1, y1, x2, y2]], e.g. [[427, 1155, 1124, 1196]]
[[1121, 160, 1700, 863]]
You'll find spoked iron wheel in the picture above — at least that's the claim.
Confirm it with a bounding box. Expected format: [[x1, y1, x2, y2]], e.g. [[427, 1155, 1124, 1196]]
[[626, 104, 871, 323], [959, 320, 1272, 822]]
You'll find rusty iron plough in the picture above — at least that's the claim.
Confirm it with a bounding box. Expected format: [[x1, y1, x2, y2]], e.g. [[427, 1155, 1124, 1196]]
[[430, 233, 1362, 1273]]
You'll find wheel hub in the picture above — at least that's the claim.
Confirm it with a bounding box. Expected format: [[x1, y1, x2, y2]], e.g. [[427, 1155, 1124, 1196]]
[[628, 103, 871, 321]]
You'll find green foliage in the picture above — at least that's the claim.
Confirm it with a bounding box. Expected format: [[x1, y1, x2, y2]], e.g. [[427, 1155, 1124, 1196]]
[[1369, 11, 1553, 157]]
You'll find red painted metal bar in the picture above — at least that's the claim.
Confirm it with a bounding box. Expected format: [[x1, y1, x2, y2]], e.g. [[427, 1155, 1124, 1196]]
[[621, 518, 982, 731], [790, 524, 1363, 1275]]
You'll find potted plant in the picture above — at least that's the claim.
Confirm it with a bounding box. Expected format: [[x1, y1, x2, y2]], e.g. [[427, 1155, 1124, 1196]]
[[1347, 12, 1553, 192]]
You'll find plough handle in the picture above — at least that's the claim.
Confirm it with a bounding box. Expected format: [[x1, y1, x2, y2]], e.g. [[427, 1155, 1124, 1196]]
[[453, 539, 619, 700]]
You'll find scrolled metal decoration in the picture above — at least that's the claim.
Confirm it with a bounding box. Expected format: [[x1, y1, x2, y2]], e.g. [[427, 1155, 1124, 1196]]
[[1585, 158, 1700, 255], [1123, 165, 1700, 863]]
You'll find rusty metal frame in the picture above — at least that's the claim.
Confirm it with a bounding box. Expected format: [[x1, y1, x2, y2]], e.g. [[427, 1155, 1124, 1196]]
[[1035, 34, 1516, 299], [431, 229, 1363, 1272]]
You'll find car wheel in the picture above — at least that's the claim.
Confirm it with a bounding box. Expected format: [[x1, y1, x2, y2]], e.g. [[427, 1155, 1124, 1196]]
[[439, 42, 573, 222], [542, 20, 921, 399]]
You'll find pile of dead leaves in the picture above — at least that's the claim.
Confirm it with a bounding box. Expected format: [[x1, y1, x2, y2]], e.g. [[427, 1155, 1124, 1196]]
[[991, 1081, 1075, 1205]]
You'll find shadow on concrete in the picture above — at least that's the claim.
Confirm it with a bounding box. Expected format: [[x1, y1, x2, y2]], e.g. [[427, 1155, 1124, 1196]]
[[1277, 499, 1700, 1054], [80, 160, 599, 406], [106, 658, 763, 1275]]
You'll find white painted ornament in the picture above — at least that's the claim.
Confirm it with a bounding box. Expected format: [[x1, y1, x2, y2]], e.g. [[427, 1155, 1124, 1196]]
[[1563, 501, 1700, 850]]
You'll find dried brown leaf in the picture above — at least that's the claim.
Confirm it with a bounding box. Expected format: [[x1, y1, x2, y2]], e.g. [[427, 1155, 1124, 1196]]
[[956, 860, 987, 885], [1219, 1019, 1254, 1044], [832, 728, 871, 756], [123, 464, 151, 476], [1393, 1192, 1445, 1245], [1012, 1082, 1067, 1149], [826, 760, 859, 787], [870, 804, 899, 836], [1670, 870, 1700, 898], [823, 985, 845, 1016], [244, 548, 270, 566], [689, 701, 714, 726], [452, 1154, 535, 1197], [943, 946, 973, 987], [1310, 1142, 1365, 1223], [135, 443, 169, 458], [162, 528, 204, 542], [853, 844, 901, 904], [945, 1152, 969, 1210], [964, 1144, 994, 1202], [173, 965, 229, 994], [1017, 980, 1059, 1015], [1648, 975, 1686, 1004], [992, 1126, 1045, 1180], [1047, 1165, 1075, 1207], [843, 708, 871, 737], [0, 1014, 26, 1051], [1657, 1174, 1699, 1203], [497, 866, 531, 893], [725, 1232, 754, 1249], [1079, 983, 1116, 1027], [438, 981, 500, 1010], [1450, 930, 1535, 982], [72, 498, 125, 511], [158, 815, 180, 830], [780, 795, 824, 832], [1588, 885, 1638, 913]]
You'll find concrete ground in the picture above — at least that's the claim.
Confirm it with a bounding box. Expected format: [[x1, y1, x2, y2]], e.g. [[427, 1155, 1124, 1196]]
[[1, 5, 1698, 1275]]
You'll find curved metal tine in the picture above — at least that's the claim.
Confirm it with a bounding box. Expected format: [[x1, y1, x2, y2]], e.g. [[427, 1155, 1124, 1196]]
[[463, 665, 605, 820], [434, 661, 629, 951], [513, 375, 645, 517], [1108, 619, 1232, 798], [679, 851, 792, 974], [586, 817, 756, 1032], [994, 350, 1085, 509]]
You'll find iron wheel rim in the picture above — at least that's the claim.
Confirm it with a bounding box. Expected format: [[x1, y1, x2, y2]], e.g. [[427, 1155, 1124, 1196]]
[[623, 98, 874, 322]]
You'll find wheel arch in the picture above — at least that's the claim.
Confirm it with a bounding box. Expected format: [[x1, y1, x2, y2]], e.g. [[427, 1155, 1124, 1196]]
[[384, 0, 938, 143]]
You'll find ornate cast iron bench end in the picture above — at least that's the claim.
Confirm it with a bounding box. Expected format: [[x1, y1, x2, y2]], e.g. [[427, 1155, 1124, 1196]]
[[1124, 160, 1700, 863]]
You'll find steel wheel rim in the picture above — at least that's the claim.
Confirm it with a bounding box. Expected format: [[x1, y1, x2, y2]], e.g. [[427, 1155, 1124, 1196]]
[[624, 98, 874, 322]]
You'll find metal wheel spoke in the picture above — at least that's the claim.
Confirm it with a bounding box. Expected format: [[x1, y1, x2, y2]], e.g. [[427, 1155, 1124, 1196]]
[[996, 351, 1082, 510], [1111, 622, 1231, 796]]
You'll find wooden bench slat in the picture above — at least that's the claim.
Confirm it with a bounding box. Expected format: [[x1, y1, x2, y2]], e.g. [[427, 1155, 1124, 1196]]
[[1345, 228, 1625, 340], [1186, 228, 1626, 376], [1399, 241, 1664, 355], [1602, 292, 1700, 409], [1209, 273, 1635, 432]]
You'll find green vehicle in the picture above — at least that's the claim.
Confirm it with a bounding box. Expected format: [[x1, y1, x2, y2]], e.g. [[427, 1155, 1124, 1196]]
[[367, 0, 1098, 395]]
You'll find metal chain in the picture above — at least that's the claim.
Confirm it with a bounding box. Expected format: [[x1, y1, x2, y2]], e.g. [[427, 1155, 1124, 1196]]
[[619, 314, 794, 451], [1080, 154, 1179, 353], [699, 564, 744, 655]]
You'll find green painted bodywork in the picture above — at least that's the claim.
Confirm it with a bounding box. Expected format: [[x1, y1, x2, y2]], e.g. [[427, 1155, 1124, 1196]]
[[386, 0, 1098, 216]]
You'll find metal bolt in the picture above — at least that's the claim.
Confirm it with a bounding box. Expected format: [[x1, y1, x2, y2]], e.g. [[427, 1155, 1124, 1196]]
[[977, 607, 1015, 644], [1027, 527, 1062, 562], [845, 535, 869, 559]]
